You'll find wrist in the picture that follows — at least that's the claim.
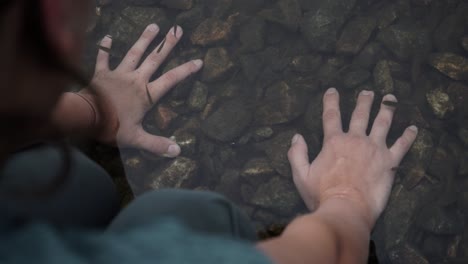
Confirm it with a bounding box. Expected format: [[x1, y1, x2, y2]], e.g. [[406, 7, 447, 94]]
[[318, 196, 374, 232]]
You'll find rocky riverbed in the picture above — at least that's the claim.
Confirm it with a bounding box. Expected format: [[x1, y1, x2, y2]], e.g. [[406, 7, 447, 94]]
[[83, 0, 468, 263]]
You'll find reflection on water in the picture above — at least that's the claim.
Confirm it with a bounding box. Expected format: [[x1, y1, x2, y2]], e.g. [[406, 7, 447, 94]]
[[83, 0, 468, 263]]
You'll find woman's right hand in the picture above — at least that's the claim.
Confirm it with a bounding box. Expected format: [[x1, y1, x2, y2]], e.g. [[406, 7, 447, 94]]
[[287, 88, 418, 228]]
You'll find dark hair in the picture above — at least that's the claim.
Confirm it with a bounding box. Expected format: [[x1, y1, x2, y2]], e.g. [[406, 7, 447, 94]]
[[0, 0, 91, 197]]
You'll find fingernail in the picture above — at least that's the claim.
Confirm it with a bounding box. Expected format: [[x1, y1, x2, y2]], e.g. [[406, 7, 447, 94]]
[[105, 34, 112, 39], [326, 87, 337, 94], [193, 59, 203, 68], [166, 144, 181, 157], [291, 134, 300, 144], [384, 94, 397, 101], [173, 25, 182, 38], [148, 24, 159, 32], [361, 90, 373, 96], [408, 125, 418, 132]]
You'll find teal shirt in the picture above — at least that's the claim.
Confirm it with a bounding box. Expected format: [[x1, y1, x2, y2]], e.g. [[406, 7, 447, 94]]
[[0, 219, 272, 264]]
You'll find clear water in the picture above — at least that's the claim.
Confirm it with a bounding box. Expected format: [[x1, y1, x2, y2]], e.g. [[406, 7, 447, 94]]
[[82, 0, 468, 263]]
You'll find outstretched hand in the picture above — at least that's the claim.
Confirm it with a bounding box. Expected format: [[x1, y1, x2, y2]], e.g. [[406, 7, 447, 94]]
[[288, 88, 418, 227], [80, 24, 203, 157]]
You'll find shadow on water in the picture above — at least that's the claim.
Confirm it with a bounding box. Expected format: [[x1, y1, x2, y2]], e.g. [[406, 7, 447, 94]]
[[81, 0, 468, 263]]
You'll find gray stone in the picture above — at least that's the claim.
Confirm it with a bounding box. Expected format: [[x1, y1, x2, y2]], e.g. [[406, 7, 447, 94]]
[[176, 7, 204, 31], [408, 128, 434, 165], [394, 79, 412, 98], [373, 60, 394, 95], [317, 57, 347, 86], [109, 7, 169, 46], [173, 130, 197, 157], [304, 95, 323, 132], [253, 127, 274, 141], [342, 67, 371, 89], [336, 16, 376, 55], [289, 55, 323, 73], [300, 0, 356, 52], [201, 47, 235, 82], [375, 3, 398, 29], [428, 53, 468, 81], [259, 130, 296, 178], [462, 36, 468, 52], [187, 81, 208, 112], [426, 88, 454, 119], [215, 170, 240, 200], [258, 0, 302, 31], [387, 243, 429, 264], [433, 11, 467, 53], [377, 23, 431, 61], [447, 82, 468, 115], [417, 206, 464, 235], [251, 176, 302, 216], [161, 0, 193, 10], [255, 81, 307, 125], [148, 157, 198, 189], [241, 157, 276, 186], [353, 42, 384, 69], [239, 17, 266, 53], [201, 99, 253, 142]]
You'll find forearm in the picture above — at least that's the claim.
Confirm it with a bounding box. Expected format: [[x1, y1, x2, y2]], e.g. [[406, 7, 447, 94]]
[[49, 91, 98, 136], [257, 198, 371, 264]]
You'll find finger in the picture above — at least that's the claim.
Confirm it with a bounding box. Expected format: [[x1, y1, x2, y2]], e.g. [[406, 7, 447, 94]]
[[370, 94, 398, 143], [287, 134, 310, 180], [390, 126, 418, 163], [134, 129, 181, 157], [322, 88, 343, 140], [147, 59, 203, 102], [139, 25, 183, 78], [349, 90, 374, 135], [118, 24, 160, 71], [96, 35, 112, 72]]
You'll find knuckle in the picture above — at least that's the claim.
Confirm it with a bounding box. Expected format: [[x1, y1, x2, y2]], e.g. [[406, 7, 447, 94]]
[[323, 109, 340, 122], [374, 116, 391, 127], [353, 109, 369, 120]]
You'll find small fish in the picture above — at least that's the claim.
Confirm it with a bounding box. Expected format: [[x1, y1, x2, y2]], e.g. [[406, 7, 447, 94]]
[[382, 100, 398, 107], [97, 45, 111, 53], [157, 37, 166, 53]]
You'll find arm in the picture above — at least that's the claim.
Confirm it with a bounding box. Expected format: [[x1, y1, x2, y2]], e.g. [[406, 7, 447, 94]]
[[49, 91, 99, 137], [258, 88, 418, 264], [258, 198, 370, 264]]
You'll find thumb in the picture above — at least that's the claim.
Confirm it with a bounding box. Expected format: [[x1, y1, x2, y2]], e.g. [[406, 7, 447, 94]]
[[134, 130, 181, 158], [287, 134, 310, 180]]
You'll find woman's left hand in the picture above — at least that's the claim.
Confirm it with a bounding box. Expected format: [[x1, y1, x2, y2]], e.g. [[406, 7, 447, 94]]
[[80, 24, 203, 157]]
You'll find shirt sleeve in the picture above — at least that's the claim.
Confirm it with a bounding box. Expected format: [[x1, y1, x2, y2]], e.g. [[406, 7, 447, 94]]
[[0, 220, 273, 264]]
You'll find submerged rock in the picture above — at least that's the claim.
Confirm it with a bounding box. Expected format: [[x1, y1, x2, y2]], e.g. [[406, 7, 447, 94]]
[[172, 130, 197, 157], [259, 130, 296, 178], [417, 206, 464, 235], [426, 88, 454, 119], [109, 7, 169, 45], [336, 16, 376, 55], [428, 53, 468, 81], [241, 157, 276, 186], [255, 81, 307, 125], [239, 17, 266, 53], [377, 23, 431, 61], [251, 176, 302, 215], [290, 54, 323, 73], [154, 105, 178, 130], [160, 0, 193, 10], [300, 0, 356, 52], [373, 60, 394, 95], [187, 81, 208, 112], [375, 3, 398, 30], [202, 99, 253, 142], [253, 127, 274, 141], [258, 0, 302, 31], [190, 17, 233, 46], [201, 47, 235, 82], [462, 36, 468, 52], [148, 157, 197, 189], [342, 67, 371, 89], [353, 42, 384, 69], [387, 243, 429, 264]]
